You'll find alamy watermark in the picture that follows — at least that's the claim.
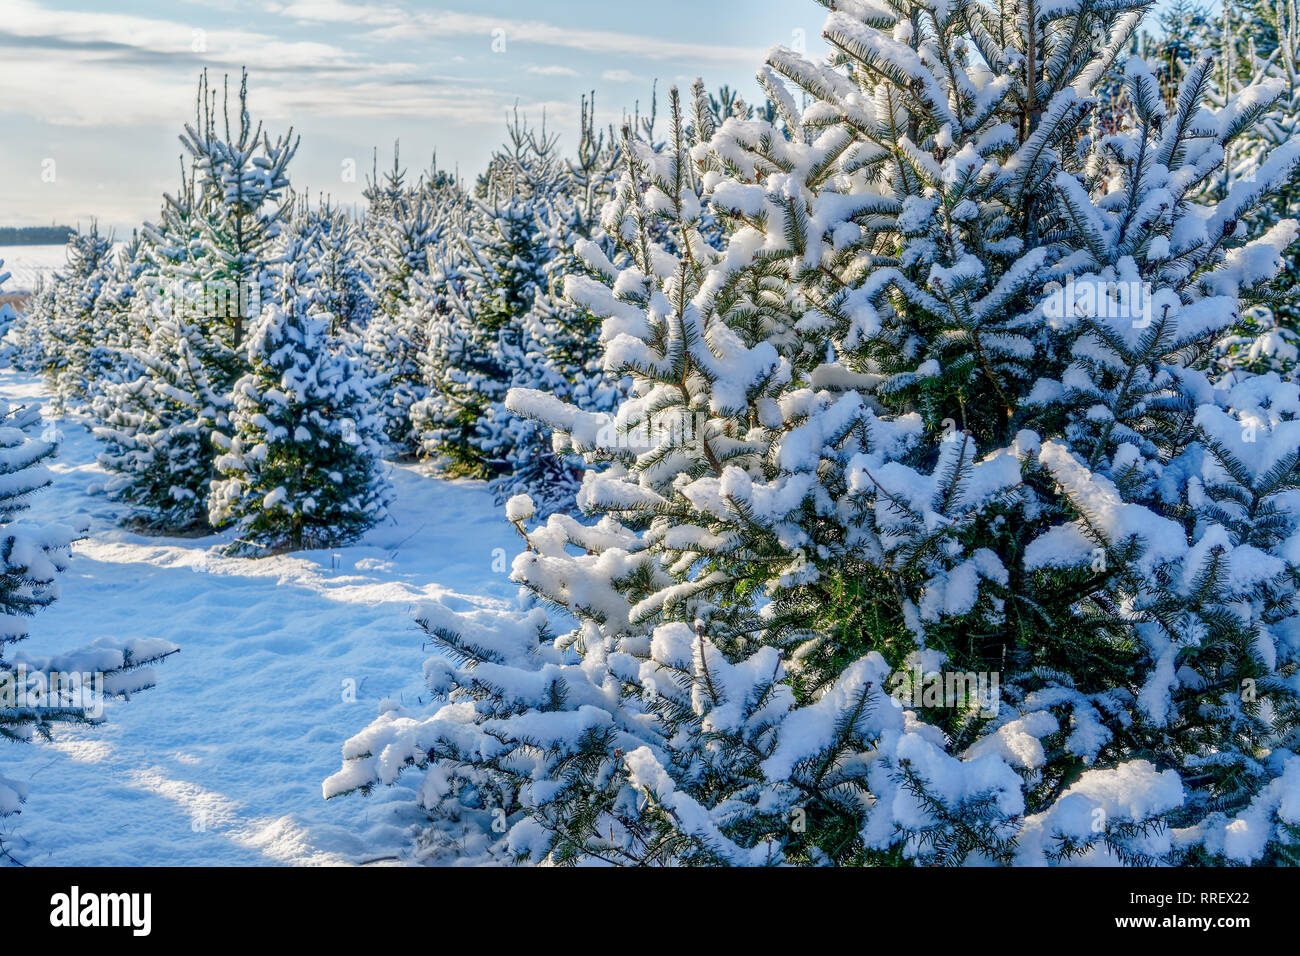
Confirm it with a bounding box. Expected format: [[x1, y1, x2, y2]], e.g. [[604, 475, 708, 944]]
[[49, 886, 151, 936], [0, 666, 106, 719], [889, 666, 1001, 716], [1042, 276, 1155, 328], [595, 411, 712, 452], [145, 278, 263, 322]]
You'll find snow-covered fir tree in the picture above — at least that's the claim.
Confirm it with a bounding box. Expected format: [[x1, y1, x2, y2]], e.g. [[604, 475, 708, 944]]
[[411, 118, 551, 478], [92, 170, 228, 531], [497, 102, 626, 513], [414, 110, 622, 512], [2, 226, 146, 405], [1, 276, 54, 374], [568, 93, 622, 238], [92, 71, 297, 532], [183, 70, 297, 384], [1148, 0, 1214, 104], [209, 227, 390, 554], [359, 146, 455, 455], [94, 233, 149, 381], [41, 225, 115, 410], [330, 0, 1300, 866], [297, 196, 371, 338]]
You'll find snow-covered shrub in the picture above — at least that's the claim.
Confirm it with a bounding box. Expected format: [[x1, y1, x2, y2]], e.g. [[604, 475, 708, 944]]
[[330, 0, 1300, 866]]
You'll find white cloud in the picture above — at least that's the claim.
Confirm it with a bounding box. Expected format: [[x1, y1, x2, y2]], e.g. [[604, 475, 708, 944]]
[[266, 80, 572, 125], [269, 0, 405, 26], [0, 0, 776, 228], [276, 0, 762, 65], [527, 65, 581, 77], [1, 0, 363, 72], [0, 0, 454, 127]]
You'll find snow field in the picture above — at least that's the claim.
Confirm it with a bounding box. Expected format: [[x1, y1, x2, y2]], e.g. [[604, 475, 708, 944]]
[[0, 367, 521, 865]]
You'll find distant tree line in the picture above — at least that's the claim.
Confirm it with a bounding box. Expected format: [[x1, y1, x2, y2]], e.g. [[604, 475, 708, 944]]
[[0, 226, 75, 245]]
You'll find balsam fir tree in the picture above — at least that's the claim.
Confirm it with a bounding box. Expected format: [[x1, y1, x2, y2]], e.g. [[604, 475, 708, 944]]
[[360, 147, 455, 454], [1, 276, 54, 374], [412, 117, 553, 478], [92, 171, 227, 531], [209, 229, 390, 554], [298, 197, 371, 338], [331, 0, 1300, 866], [1148, 0, 1214, 104], [84, 232, 150, 404], [92, 71, 297, 532], [183, 70, 297, 381], [568, 93, 622, 238], [4, 226, 146, 406], [415, 111, 622, 511], [42, 224, 115, 410], [499, 101, 626, 514]]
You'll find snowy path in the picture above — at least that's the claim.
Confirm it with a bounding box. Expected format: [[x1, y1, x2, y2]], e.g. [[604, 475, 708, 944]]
[[0, 368, 521, 865]]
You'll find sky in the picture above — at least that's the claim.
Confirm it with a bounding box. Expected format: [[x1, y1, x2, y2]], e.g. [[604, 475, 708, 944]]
[[0, 0, 831, 235]]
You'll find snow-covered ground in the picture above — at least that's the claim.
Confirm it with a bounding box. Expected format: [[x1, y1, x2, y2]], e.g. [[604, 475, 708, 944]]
[[0, 245, 73, 292], [0, 367, 523, 865]]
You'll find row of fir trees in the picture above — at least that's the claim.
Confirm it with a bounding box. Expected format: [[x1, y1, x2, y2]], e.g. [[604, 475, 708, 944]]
[[8, 73, 737, 548]]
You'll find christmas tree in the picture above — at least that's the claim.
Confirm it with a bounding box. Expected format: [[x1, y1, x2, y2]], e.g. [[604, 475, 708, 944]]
[[209, 220, 391, 554], [359, 146, 453, 454], [92, 71, 297, 532], [415, 109, 621, 511], [41, 224, 115, 410]]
